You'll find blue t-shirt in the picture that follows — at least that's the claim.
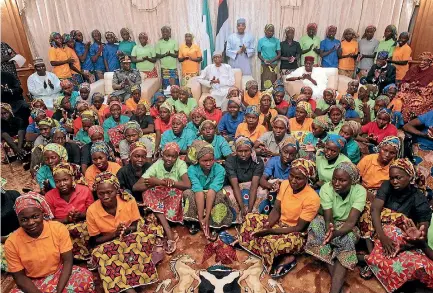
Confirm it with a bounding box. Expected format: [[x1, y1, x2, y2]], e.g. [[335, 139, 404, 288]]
[[416, 110, 433, 151], [26, 122, 39, 134], [345, 109, 360, 119], [264, 156, 291, 180], [218, 112, 245, 138], [90, 42, 105, 71], [103, 43, 120, 72], [257, 37, 281, 64], [74, 42, 93, 71], [320, 38, 340, 68]]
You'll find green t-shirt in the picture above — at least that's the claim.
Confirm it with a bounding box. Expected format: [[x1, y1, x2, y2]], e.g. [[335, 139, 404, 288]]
[[375, 38, 396, 60], [155, 38, 178, 69], [354, 99, 375, 121], [320, 182, 366, 221], [174, 98, 198, 116], [142, 158, 187, 181], [316, 98, 332, 111], [428, 214, 433, 249], [299, 35, 321, 65], [316, 153, 351, 183], [131, 44, 156, 72]]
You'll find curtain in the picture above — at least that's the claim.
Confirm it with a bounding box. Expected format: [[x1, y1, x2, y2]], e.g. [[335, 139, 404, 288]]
[[19, 0, 415, 82]]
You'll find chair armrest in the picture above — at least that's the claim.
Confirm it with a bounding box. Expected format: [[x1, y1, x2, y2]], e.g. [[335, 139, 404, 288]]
[[188, 77, 203, 102], [140, 78, 160, 103], [89, 79, 106, 98]]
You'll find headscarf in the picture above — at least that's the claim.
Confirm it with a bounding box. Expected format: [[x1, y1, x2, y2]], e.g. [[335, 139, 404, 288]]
[[296, 101, 313, 117], [313, 115, 332, 131], [420, 51, 433, 63], [245, 105, 260, 117], [273, 85, 285, 96], [329, 104, 346, 118], [362, 25, 377, 39], [284, 26, 295, 36], [342, 28, 357, 40], [49, 32, 61, 48], [327, 134, 347, 150], [264, 24, 275, 32], [151, 91, 165, 106], [259, 90, 276, 108], [378, 136, 400, 153], [279, 135, 299, 152], [340, 94, 355, 110], [109, 100, 122, 110], [234, 136, 258, 163], [88, 125, 104, 138], [30, 98, 46, 109], [300, 86, 313, 96], [385, 24, 398, 41], [81, 110, 98, 122], [60, 79, 73, 89], [323, 88, 337, 101], [198, 119, 216, 133], [160, 101, 174, 113], [161, 25, 172, 33], [291, 159, 317, 184], [120, 27, 133, 40], [163, 142, 180, 155], [273, 115, 289, 129], [91, 92, 104, 105], [93, 171, 133, 201], [376, 107, 392, 121], [53, 162, 78, 187], [131, 84, 141, 94], [30, 108, 46, 120], [79, 82, 91, 92], [343, 120, 361, 137], [50, 126, 67, 136], [306, 23, 318, 32], [245, 80, 258, 91], [172, 113, 188, 126], [91, 141, 114, 161], [170, 85, 180, 93], [129, 141, 147, 156], [187, 140, 214, 165], [204, 96, 217, 108], [44, 143, 68, 162], [390, 158, 425, 190], [38, 117, 57, 128], [326, 25, 337, 37], [377, 51, 389, 60], [105, 31, 118, 42], [62, 33, 71, 44], [14, 192, 54, 219], [191, 106, 207, 118], [383, 83, 397, 94], [123, 121, 143, 137], [1, 103, 13, 117], [335, 162, 360, 184]]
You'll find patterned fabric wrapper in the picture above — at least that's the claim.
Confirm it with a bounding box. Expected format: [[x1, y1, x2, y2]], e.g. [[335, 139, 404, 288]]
[[161, 68, 179, 89], [238, 213, 306, 272], [182, 189, 234, 229], [181, 72, 199, 86], [358, 202, 407, 239], [305, 215, 360, 270], [107, 124, 126, 149], [66, 221, 91, 260], [10, 265, 94, 293], [143, 67, 158, 78], [261, 63, 278, 90], [143, 186, 184, 223], [365, 225, 433, 293], [0, 243, 7, 272], [413, 143, 433, 195]]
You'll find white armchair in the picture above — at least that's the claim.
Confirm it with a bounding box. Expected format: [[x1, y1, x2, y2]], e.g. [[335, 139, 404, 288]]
[[89, 72, 160, 103]]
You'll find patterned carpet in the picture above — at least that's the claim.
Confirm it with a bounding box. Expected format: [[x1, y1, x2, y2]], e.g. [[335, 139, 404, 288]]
[[1, 161, 387, 293]]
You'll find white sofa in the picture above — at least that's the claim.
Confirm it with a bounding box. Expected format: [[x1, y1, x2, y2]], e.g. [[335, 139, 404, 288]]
[[188, 68, 254, 105], [283, 68, 353, 97], [89, 72, 160, 103]]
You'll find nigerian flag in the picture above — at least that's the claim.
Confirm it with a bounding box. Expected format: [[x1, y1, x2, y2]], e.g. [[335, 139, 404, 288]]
[[200, 0, 214, 69]]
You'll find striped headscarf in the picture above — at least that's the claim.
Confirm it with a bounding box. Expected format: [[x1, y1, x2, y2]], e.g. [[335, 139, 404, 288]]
[[245, 105, 260, 117], [43, 143, 68, 162], [390, 158, 425, 190], [123, 121, 143, 137], [93, 171, 133, 201], [335, 161, 360, 184], [235, 135, 258, 163], [91, 141, 114, 161], [343, 120, 361, 137], [291, 159, 317, 184], [1, 103, 14, 117], [296, 101, 313, 117], [129, 141, 147, 156], [14, 192, 54, 219], [378, 136, 400, 153], [264, 24, 275, 32], [340, 94, 355, 110], [53, 162, 78, 187], [163, 142, 180, 155], [187, 140, 214, 165], [279, 135, 299, 152]]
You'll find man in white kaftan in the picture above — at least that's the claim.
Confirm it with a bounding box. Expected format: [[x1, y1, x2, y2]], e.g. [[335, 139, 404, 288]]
[[27, 57, 61, 109], [226, 18, 255, 75], [197, 52, 235, 110]]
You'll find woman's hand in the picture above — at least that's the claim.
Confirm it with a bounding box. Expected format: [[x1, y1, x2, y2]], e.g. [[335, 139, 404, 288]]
[[402, 218, 426, 246], [379, 234, 398, 257], [163, 178, 175, 188], [252, 228, 273, 238], [366, 191, 376, 202], [323, 222, 335, 245]]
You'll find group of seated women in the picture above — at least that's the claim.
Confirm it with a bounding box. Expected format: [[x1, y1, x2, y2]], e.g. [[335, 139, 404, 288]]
[[1, 51, 433, 293]]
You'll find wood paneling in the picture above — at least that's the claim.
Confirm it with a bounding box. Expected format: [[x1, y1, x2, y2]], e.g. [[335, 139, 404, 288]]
[[1, 0, 34, 96], [411, 0, 433, 60]]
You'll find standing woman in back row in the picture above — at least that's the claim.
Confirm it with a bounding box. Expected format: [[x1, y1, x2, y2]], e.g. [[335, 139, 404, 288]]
[[178, 33, 202, 86], [89, 29, 105, 80], [258, 24, 281, 90], [131, 32, 158, 78], [375, 25, 397, 60], [118, 28, 137, 68], [156, 26, 179, 89], [357, 26, 379, 78]]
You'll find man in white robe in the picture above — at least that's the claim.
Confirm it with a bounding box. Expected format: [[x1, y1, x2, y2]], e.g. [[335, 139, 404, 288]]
[[286, 55, 328, 100], [27, 57, 61, 109], [226, 18, 255, 75], [197, 52, 235, 110]]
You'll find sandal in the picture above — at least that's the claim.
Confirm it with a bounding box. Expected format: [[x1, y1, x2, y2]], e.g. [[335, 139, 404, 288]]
[[189, 223, 200, 235], [270, 259, 297, 279], [165, 239, 177, 254], [360, 265, 373, 280]]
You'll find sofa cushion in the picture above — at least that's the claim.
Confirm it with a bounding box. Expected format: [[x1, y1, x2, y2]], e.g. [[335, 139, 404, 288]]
[[103, 71, 147, 95]]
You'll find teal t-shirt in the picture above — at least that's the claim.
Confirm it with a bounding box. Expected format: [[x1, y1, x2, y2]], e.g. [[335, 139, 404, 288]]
[[257, 37, 281, 64]]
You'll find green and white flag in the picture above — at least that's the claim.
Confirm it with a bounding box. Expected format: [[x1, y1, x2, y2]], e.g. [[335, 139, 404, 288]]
[[200, 0, 214, 69]]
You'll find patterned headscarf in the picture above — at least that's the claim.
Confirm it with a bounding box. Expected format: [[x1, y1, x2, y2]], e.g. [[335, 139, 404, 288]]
[[49, 32, 61, 48], [376, 107, 392, 121], [170, 85, 180, 94], [335, 161, 360, 184], [204, 96, 217, 108], [327, 134, 347, 151], [81, 110, 98, 122], [160, 101, 174, 113], [44, 143, 68, 162], [187, 140, 214, 165], [264, 24, 275, 32], [306, 23, 318, 32], [14, 192, 54, 219], [120, 27, 133, 40], [259, 90, 276, 108], [1, 103, 13, 117], [419, 51, 433, 63], [291, 159, 317, 184], [245, 105, 260, 117], [91, 92, 104, 105], [38, 117, 57, 128], [151, 91, 165, 106], [245, 80, 258, 91], [377, 51, 389, 60], [284, 26, 295, 35], [30, 108, 46, 120], [60, 79, 73, 89], [129, 141, 147, 156], [343, 120, 361, 137], [273, 115, 289, 129], [235, 136, 258, 163], [109, 101, 122, 110], [296, 101, 313, 117], [172, 113, 188, 126], [62, 33, 72, 44], [88, 125, 104, 139], [199, 119, 216, 133], [390, 158, 425, 189], [362, 25, 377, 39], [79, 82, 91, 92], [323, 88, 337, 102], [279, 135, 299, 152], [53, 162, 78, 187], [191, 106, 207, 118], [91, 141, 114, 161], [123, 121, 143, 137], [300, 86, 313, 96], [50, 126, 67, 136], [378, 136, 400, 153], [313, 115, 332, 131], [383, 84, 397, 95], [93, 171, 133, 201], [131, 84, 141, 94], [329, 104, 346, 118], [340, 94, 355, 110], [385, 24, 398, 41], [30, 98, 46, 109], [376, 95, 391, 105], [163, 142, 180, 155], [342, 28, 357, 40]]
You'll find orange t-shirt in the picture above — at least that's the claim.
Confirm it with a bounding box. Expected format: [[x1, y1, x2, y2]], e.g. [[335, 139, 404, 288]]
[[243, 92, 260, 106], [86, 195, 141, 236], [65, 46, 81, 72], [258, 109, 278, 130], [357, 153, 390, 190], [85, 161, 122, 190], [48, 47, 72, 79], [125, 98, 148, 112], [276, 180, 320, 226], [392, 44, 412, 80], [91, 104, 108, 124], [338, 40, 358, 71], [235, 122, 267, 142], [289, 117, 313, 132], [388, 97, 403, 112], [178, 43, 202, 74], [4, 221, 72, 278]]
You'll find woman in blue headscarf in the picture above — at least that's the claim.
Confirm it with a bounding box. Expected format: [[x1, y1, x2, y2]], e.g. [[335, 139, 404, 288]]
[[149, 91, 166, 119], [366, 51, 396, 93]]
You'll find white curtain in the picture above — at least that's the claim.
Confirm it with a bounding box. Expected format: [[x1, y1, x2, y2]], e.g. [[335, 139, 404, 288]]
[[19, 0, 415, 81]]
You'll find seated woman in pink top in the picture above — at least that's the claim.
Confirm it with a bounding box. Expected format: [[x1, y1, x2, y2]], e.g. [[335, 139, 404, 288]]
[[358, 108, 397, 146]]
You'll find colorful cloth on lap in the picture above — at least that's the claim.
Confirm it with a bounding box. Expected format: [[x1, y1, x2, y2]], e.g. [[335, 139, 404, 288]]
[[366, 225, 433, 293], [261, 63, 278, 90], [413, 143, 433, 197], [305, 215, 360, 270], [10, 265, 94, 293], [238, 213, 306, 272], [66, 221, 90, 260], [161, 68, 179, 89], [143, 186, 183, 223], [143, 67, 158, 78], [181, 72, 198, 86]]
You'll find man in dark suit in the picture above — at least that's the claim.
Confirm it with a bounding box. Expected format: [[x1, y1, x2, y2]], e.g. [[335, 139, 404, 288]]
[[366, 51, 396, 93]]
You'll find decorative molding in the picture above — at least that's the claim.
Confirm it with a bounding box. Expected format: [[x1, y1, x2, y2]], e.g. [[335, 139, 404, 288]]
[[130, 0, 165, 11]]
